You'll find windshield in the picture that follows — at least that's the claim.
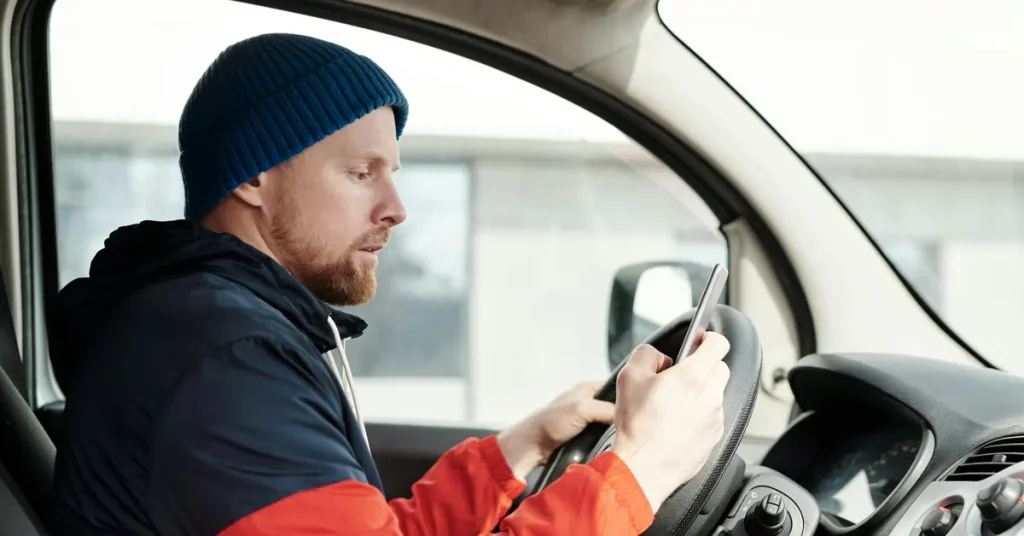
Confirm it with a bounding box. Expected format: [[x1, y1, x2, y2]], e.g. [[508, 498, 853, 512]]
[[660, 0, 1022, 370]]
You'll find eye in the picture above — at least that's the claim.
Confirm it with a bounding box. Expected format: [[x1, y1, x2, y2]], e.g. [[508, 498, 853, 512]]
[[350, 170, 373, 182]]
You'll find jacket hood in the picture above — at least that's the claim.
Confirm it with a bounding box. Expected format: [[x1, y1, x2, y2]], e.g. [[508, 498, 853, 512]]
[[50, 219, 367, 393]]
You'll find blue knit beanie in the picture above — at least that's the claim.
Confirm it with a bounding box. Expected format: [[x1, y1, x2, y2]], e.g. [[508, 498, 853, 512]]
[[178, 33, 409, 221]]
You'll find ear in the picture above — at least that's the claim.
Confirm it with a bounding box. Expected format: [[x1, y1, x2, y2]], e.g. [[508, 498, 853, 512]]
[[230, 172, 268, 208]]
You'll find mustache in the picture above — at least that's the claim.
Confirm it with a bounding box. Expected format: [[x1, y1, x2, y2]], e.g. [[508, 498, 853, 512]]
[[354, 228, 391, 250]]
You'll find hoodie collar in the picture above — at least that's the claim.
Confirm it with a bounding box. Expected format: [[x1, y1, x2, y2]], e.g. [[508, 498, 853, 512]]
[[196, 239, 369, 352], [51, 219, 367, 391]]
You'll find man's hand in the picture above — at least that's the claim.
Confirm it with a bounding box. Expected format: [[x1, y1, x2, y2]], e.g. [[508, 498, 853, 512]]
[[611, 333, 730, 512], [497, 381, 616, 480]]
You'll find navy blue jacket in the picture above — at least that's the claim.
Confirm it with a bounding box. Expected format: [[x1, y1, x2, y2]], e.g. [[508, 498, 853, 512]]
[[48, 220, 379, 535]]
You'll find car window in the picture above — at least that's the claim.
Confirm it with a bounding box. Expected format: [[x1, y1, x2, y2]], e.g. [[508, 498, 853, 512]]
[[660, 0, 1023, 370], [47, 0, 732, 430]]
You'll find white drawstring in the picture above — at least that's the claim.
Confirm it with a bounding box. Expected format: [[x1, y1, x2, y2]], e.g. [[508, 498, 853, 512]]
[[326, 315, 368, 447]]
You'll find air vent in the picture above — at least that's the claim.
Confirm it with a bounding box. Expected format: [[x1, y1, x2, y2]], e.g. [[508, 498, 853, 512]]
[[943, 436, 1024, 482]]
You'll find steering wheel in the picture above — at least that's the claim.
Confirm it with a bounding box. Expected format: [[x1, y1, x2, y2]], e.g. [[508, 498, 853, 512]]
[[522, 304, 762, 534]]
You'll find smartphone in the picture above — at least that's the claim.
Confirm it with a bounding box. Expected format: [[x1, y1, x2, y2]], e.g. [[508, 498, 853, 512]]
[[674, 263, 729, 363]]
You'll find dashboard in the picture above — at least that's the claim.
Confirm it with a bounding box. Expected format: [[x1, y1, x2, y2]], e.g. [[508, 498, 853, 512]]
[[766, 409, 928, 530], [714, 352, 1024, 536]]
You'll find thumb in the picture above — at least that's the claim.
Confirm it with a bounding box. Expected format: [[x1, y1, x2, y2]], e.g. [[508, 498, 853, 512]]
[[576, 399, 616, 425], [623, 344, 671, 377]]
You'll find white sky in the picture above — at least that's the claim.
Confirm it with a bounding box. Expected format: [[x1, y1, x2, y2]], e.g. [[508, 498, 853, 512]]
[[48, 0, 1023, 159], [662, 0, 1024, 160]]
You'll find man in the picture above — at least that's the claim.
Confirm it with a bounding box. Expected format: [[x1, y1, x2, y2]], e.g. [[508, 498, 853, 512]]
[[48, 33, 731, 535]]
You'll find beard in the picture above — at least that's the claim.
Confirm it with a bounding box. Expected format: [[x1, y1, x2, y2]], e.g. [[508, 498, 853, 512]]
[[269, 210, 388, 307]]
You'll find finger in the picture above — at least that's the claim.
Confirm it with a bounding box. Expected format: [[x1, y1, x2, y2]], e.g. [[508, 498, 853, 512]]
[[707, 361, 731, 393], [622, 344, 669, 377], [554, 380, 606, 405], [579, 380, 606, 398], [673, 331, 730, 381], [576, 399, 616, 425]]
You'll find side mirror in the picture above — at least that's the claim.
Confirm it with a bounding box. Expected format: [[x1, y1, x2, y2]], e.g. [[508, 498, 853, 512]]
[[606, 260, 723, 369]]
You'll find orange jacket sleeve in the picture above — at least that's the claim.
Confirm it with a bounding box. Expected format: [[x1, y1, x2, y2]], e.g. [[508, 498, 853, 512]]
[[219, 434, 655, 535]]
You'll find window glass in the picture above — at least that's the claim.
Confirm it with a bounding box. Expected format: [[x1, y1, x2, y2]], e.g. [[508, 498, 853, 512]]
[[661, 0, 1023, 370], [347, 164, 470, 379], [49, 0, 729, 429]]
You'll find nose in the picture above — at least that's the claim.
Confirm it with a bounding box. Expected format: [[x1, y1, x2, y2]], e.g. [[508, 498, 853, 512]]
[[374, 175, 407, 227]]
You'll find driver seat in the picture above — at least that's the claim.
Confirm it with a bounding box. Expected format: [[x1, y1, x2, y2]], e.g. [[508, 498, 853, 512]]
[[0, 266, 56, 534]]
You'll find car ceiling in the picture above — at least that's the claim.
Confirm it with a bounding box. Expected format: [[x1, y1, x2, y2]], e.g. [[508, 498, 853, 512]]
[[346, 0, 654, 74]]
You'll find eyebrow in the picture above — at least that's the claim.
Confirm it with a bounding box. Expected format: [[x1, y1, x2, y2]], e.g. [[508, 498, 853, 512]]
[[359, 151, 401, 173]]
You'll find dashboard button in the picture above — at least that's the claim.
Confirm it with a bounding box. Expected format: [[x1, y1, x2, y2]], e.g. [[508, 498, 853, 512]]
[[746, 494, 789, 536], [919, 507, 957, 536], [976, 477, 1024, 533]]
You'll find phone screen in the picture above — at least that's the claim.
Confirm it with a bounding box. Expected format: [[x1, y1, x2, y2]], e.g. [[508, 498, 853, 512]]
[[674, 264, 729, 364]]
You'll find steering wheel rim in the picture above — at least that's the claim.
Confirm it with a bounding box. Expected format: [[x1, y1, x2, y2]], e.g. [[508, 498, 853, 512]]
[[523, 305, 762, 535]]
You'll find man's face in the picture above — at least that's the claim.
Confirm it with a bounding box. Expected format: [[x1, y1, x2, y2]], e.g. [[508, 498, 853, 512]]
[[260, 107, 406, 306]]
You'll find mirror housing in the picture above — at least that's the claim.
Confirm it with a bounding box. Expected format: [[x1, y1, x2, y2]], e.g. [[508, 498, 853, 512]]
[[607, 260, 721, 369]]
